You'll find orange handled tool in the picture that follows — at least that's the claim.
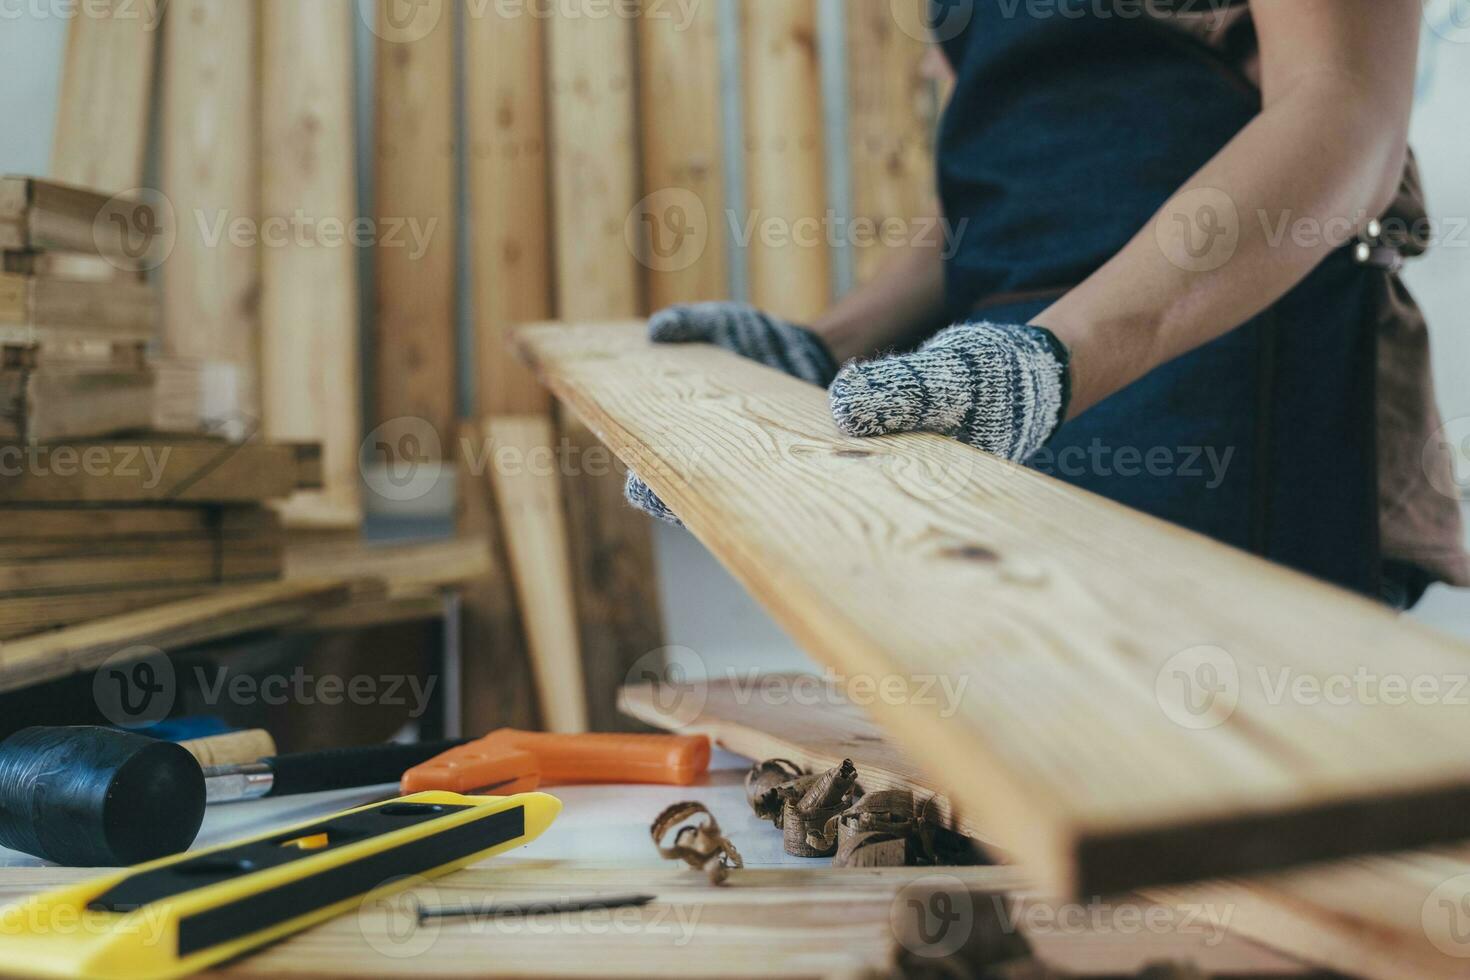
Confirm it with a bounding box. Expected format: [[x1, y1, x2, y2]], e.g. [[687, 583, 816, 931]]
[[400, 729, 711, 796]]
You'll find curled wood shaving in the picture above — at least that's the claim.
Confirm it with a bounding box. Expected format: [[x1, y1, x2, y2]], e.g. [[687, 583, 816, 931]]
[[826, 789, 917, 868], [744, 758, 805, 823], [651, 801, 743, 886]]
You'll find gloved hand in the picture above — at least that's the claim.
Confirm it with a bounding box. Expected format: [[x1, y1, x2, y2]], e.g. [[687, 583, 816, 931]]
[[624, 302, 838, 524], [829, 321, 1071, 462]]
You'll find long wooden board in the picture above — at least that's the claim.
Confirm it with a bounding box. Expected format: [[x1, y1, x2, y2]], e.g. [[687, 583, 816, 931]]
[[518, 320, 1470, 897], [0, 178, 166, 270], [0, 579, 353, 693], [0, 271, 156, 344], [0, 866, 1308, 977], [259, 0, 363, 529], [372, 0, 456, 453], [620, 674, 990, 846], [50, 1, 158, 194], [161, 0, 262, 425]]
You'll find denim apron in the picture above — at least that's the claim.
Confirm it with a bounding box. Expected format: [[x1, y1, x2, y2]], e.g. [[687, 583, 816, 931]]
[[931, 0, 1380, 595]]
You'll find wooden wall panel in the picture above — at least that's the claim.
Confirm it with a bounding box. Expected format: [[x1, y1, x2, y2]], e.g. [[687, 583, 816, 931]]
[[259, 0, 363, 528], [161, 0, 262, 427], [740, 0, 830, 322], [846, 0, 940, 285], [52, 0, 159, 192], [636, 0, 729, 307], [547, 10, 665, 732], [372, 0, 457, 452]]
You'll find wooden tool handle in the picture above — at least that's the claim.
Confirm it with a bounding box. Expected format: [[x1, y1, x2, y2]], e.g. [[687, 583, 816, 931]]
[[177, 729, 277, 767], [500, 730, 711, 786]]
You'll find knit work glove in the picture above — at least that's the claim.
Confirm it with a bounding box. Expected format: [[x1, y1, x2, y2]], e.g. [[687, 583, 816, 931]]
[[624, 303, 838, 524], [829, 321, 1071, 462]]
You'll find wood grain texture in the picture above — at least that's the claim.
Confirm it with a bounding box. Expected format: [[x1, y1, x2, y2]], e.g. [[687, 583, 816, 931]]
[[161, 0, 262, 424], [464, 5, 551, 417], [740, 0, 831, 321], [259, 0, 363, 529], [455, 419, 540, 733], [546, 9, 665, 733], [373, 0, 456, 451], [0, 178, 164, 269], [621, 674, 992, 846], [0, 579, 353, 693], [635, 0, 728, 308], [518, 320, 1470, 897], [51, 0, 159, 193], [484, 414, 588, 733], [0, 271, 156, 345], [845, 0, 941, 285]]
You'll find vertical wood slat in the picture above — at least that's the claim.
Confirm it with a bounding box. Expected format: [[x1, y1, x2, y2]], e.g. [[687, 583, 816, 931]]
[[635, 0, 729, 307], [51, 0, 159, 193], [372, 0, 457, 453], [465, 7, 587, 732], [547, 9, 666, 733], [259, 0, 363, 529], [740, 0, 830, 322], [846, 0, 940, 285], [161, 0, 262, 426]]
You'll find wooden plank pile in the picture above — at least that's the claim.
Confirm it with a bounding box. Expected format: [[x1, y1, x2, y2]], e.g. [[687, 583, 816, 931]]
[[0, 439, 321, 640]]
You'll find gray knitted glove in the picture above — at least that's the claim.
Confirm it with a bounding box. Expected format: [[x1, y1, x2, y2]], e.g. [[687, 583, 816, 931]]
[[625, 303, 839, 524], [829, 321, 1070, 462]]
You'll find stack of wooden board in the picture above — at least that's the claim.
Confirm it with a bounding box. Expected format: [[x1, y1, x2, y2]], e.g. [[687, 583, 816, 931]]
[[0, 175, 164, 443], [0, 438, 321, 639]]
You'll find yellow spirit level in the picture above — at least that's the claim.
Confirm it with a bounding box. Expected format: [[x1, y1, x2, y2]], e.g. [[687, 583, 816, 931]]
[[0, 790, 560, 980]]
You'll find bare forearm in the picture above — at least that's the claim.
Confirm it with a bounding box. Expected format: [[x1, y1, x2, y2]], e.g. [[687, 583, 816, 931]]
[[811, 238, 951, 363], [1032, 0, 1418, 418]]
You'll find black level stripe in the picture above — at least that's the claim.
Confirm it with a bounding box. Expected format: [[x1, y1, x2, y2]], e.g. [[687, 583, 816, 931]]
[[176, 807, 525, 957]]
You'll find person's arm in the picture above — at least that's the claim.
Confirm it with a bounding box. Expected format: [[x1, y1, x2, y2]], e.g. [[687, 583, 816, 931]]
[[1032, 0, 1420, 417], [811, 238, 951, 362]]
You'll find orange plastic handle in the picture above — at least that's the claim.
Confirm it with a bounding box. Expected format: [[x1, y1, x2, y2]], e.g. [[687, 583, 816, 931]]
[[400, 729, 711, 796]]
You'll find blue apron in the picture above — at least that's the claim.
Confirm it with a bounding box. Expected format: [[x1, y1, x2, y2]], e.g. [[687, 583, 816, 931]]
[[931, 0, 1380, 595]]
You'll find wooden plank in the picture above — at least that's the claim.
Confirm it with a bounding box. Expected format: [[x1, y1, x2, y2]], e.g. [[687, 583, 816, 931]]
[[0, 439, 318, 504], [0, 271, 156, 345], [0, 365, 154, 443], [484, 415, 588, 733], [0, 579, 353, 693], [0, 178, 167, 272], [546, 10, 665, 733], [51, 0, 159, 193], [740, 0, 830, 321], [635, 0, 728, 308], [621, 673, 992, 846], [0, 585, 211, 640], [259, 0, 363, 529], [160, 0, 262, 426], [372, 0, 456, 453], [518, 320, 1470, 897], [846, 0, 940, 285], [284, 534, 491, 598], [0, 505, 274, 541]]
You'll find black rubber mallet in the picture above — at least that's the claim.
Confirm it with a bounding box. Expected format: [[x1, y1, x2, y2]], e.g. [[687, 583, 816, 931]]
[[0, 727, 467, 866]]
